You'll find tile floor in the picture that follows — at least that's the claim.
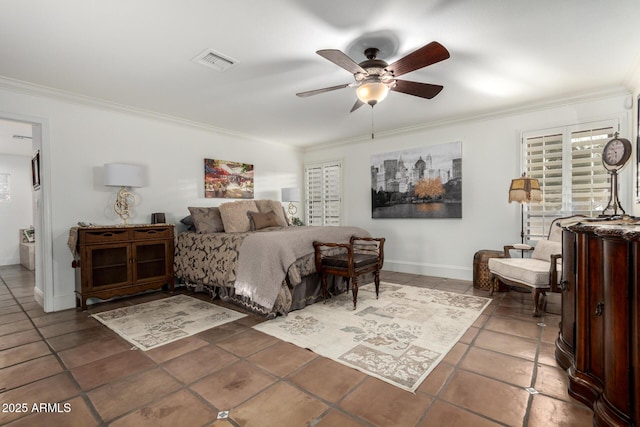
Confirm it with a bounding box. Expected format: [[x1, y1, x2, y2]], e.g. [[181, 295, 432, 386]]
[[0, 265, 594, 426]]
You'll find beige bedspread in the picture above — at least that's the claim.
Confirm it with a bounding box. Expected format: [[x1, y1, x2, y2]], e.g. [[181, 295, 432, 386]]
[[234, 226, 370, 309], [173, 225, 370, 312]]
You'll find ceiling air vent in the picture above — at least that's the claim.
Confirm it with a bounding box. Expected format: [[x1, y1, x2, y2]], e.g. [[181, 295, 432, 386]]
[[192, 49, 237, 72]]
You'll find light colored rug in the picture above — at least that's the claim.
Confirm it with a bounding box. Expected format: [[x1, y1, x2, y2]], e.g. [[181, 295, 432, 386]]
[[91, 295, 246, 351], [254, 282, 491, 392]]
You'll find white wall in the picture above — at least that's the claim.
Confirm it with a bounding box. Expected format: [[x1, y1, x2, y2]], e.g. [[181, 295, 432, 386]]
[[0, 85, 303, 311], [0, 154, 33, 265], [304, 92, 633, 280]]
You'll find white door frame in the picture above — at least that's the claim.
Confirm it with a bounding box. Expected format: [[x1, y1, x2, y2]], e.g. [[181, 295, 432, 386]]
[[1, 112, 53, 312]]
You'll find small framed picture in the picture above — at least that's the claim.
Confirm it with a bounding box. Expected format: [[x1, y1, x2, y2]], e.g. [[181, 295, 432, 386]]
[[23, 228, 35, 243], [32, 151, 40, 190]]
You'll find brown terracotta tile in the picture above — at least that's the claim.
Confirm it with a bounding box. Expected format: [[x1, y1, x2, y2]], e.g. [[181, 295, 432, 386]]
[[109, 389, 217, 427], [88, 367, 182, 422], [459, 347, 534, 388], [6, 395, 98, 427], [37, 316, 100, 339], [248, 340, 317, 377], [474, 329, 538, 361], [541, 319, 561, 343], [442, 342, 468, 365], [534, 363, 572, 402], [0, 311, 29, 324], [1, 354, 64, 390], [190, 361, 276, 409], [0, 373, 79, 425], [58, 335, 130, 368], [472, 313, 489, 328], [45, 326, 115, 352], [416, 362, 455, 396], [232, 382, 328, 427], [439, 370, 529, 425], [0, 319, 34, 337], [418, 399, 503, 427], [288, 357, 366, 402], [195, 320, 250, 343], [216, 329, 279, 357], [71, 349, 155, 390], [30, 308, 89, 327], [484, 315, 543, 340], [314, 409, 368, 426], [162, 344, 239, 384], [528, 393, 593, 426], [339, 377, 433, 426], [144, 335, 209, 363], [459, 326, 480, 344], [0, 340, 51, 368], [0, 329, 42, 351], [538, 341, 561, 368]]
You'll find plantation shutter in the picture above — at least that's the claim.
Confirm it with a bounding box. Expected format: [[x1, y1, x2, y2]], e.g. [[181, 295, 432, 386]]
[[305, 160, 341, 226], [523, 121, 616, 240]]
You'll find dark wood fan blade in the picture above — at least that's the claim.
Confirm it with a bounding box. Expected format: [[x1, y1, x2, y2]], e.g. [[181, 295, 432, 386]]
[[296, 83, 351, 98], [350, 99, 365, 113], [317, 49, 367, 74], [391, 80, 443, 99], [386, 41, 450, 77]]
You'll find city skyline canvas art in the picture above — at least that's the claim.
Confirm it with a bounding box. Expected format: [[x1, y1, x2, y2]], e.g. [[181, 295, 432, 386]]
[[371, 141, 462, 218]]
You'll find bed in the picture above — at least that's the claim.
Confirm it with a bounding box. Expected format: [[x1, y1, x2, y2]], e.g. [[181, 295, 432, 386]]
[[174, 199, 370, 317]]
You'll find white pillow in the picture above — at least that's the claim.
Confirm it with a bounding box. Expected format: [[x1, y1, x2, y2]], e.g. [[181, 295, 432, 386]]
[[531, 239, 561, 262]]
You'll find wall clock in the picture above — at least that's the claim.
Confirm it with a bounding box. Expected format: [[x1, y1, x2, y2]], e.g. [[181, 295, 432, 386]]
[[601, 132, 632, 216]]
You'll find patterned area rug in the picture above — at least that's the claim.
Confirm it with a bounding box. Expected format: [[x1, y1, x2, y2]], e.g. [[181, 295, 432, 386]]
[[254, 282, 491, 392], [92, 295, 246, 351]]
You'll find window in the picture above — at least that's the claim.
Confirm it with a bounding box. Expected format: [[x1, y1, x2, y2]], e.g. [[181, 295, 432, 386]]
[[0, 173, 10, 202], [304, 160, 341, 226], [523, 120, 618, 240]]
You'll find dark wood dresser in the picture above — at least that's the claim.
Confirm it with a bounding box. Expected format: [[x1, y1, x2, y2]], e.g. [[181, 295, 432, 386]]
[[71, 224, 174, 310], [556, 221, 639, 427]]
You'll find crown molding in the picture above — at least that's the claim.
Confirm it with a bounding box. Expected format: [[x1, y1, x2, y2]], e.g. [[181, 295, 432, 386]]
[[0, 76, 302, 152]]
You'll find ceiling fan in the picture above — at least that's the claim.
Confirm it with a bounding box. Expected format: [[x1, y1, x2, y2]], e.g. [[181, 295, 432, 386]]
[[296, 41, 450, 112]]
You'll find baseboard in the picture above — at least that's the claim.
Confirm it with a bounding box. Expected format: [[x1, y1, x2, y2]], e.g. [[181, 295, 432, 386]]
[[384, 259, 472, 281], [33, 285, 44, 308], [51, 293, 77, 312]]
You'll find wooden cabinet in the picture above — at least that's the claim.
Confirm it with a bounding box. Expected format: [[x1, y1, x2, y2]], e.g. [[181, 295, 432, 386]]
[[557, 223, 639, 427], [72, 225, 174, 310]]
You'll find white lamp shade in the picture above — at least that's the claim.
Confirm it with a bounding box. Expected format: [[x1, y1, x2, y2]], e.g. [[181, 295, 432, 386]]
[[281, 187, 300, 202], [104, 163, 145, 188], [356, 81, 390, 105]]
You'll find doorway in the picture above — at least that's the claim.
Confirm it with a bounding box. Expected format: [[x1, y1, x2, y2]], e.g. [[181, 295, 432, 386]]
[[0, 115, 52, 311]]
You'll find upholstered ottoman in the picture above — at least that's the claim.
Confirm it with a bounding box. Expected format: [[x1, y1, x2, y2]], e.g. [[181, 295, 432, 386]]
[[473, 249, 507, 291]]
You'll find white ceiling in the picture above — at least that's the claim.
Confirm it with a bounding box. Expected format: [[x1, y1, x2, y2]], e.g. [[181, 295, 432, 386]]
[[0, 0, 639, 148]]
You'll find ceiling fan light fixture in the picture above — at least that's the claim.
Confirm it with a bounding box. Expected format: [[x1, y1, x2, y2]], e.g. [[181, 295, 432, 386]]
[[356, 80, 389, 106]]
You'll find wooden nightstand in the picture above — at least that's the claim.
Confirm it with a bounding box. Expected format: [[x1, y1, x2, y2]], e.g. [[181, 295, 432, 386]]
[[71, 224, 174, 310]]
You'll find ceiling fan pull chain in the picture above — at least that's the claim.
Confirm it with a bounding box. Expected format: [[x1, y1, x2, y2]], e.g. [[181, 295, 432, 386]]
[[371, 106, 375, 139]]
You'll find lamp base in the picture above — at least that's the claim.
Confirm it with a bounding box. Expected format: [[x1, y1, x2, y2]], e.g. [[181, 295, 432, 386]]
[[287, 202, 297, 224], [114, 186, 136, 224]]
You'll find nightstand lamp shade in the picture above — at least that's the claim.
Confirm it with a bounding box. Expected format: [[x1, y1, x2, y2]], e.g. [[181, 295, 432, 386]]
[[281, 187, 300, 223], [104, 163, 145, 224]]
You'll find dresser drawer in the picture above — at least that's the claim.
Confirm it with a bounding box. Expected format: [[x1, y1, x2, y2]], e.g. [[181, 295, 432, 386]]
[[132, 226, 173, 241], [79, 228, 131, 244]]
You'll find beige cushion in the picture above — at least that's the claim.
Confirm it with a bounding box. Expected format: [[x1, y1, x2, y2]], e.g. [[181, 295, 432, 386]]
[[488, 258, 555, 288], [254, 199, 288, 227], [187, 207, 224, 233], [531, 239, 561, 262], [247, 210, 280, 230], [219, 200, 258, 232]]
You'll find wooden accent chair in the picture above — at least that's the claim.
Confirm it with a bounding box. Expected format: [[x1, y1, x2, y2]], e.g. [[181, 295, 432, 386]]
[[313, 236, 385, 310], [488, 215, 584, 316]]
